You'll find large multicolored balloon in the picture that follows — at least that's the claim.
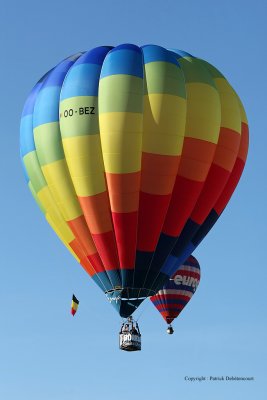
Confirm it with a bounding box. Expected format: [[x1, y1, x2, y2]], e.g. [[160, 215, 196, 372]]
[[150, 256, 201, 328], [20, 44, 249, 317]]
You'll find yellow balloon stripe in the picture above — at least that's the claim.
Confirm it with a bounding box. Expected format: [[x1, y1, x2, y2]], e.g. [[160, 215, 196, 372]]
[[24, 148, 100, 267], [26, 165, 81, 260], [214, 79, 241, 133], [237, 95, 248, 125], [143, 94, 186, 155], [46, 214, 80, 262], [99, 112, 143, 174], [41, 159, 82, 221], [63, 135, 106, 196], [28, 181, 45, 213], [37, 186, 76, 243], [184, 82, 221, 143], [23, 151, 77, 244], [28, 179, 79, 261], [236, 96, 249, 163]]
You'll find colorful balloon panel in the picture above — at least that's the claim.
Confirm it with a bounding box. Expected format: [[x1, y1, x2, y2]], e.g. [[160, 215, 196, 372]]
[[20, 44, 248, 317], [150, 256, 201, 324], [151, 86, 249, 291]]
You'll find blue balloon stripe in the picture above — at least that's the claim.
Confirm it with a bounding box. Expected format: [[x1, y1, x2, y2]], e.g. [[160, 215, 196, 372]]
[[33, 86, 61, 127], [111, 43, 140, 53], [100, 48, 143, 79], [74, 46, 113, 66], [169, 49, 194, 59], [155, 305, 184, 313], [164, 282, 198, 292], [93, 271, 113, 292], [152, 298, 188, 307], [20, 115, 35, 156], [41, 59, 77, 88], [161, 244, 196, 276], [60, 64, 102, 99], [21, 158, 30, 183], [21, 82, 43, 117], [192, 209, 219, 247], [142, 45, 180, 66]]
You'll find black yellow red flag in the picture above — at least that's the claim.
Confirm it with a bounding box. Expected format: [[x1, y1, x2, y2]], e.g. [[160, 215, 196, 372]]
[[71, 294, 79, 316]]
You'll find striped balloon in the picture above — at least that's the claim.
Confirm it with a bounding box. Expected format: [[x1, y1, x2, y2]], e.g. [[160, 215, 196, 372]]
[[150, 256, 201, 325], [20, 44, 249, 318]]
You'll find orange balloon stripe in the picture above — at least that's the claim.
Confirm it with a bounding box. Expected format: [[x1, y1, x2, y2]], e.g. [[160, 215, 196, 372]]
[[188, 126, 241, 224], [68, 219, 110, 279], [67, 217, 111, 283], [212, 127, 241, 172], [78, 193, 120, 273], [69, 238, 87, 260], [67, 217, 110, 277], [105, 172, 141, 213], [178, 138, 217, 181], [67, 219, 110, 277], [78, 192, 113, 234], [67, 216, 98, 256], [69, 238, 103, 276], [161, 139, 216, 237], [216, 127, 241, 153], [79, 257, 96, 277], [135, 153, 181, 253], [214, 123, 249, 215]]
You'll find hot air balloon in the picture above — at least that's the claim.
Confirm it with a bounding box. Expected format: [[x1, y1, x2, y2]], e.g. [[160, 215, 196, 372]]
[[150, 256, 201, 334], [20, 44, 249, 328]]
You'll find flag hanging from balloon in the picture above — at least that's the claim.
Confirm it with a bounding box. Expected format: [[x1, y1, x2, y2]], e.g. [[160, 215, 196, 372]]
[[71, 294, 79, 316]]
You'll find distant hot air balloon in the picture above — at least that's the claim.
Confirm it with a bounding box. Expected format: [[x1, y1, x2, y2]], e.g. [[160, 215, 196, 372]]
[[20, 44, 249, 322], [150, 256, 201, 334]]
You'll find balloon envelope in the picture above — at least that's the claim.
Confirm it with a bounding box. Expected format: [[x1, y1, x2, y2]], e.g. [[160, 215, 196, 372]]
[[20, 44, 248, 317], [150, 255, 201, 324]]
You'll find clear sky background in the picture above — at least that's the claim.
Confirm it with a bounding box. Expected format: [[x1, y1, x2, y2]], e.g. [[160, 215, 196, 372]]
[[1, 0, 266, 399]]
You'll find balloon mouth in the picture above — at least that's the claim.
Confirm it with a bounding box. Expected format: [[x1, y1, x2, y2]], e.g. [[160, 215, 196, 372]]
[[166, 317, 174, 324], [106, 287, 156, 317]]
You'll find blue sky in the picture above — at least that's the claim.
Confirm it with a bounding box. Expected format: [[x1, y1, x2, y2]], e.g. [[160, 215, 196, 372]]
[[1, 0, 266, 398]]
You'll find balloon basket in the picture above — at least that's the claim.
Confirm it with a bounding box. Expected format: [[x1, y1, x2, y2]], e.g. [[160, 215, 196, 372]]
[[166, 325, 174, 335], [119, 317, 141, 351], [119, 333, 141, 351]]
